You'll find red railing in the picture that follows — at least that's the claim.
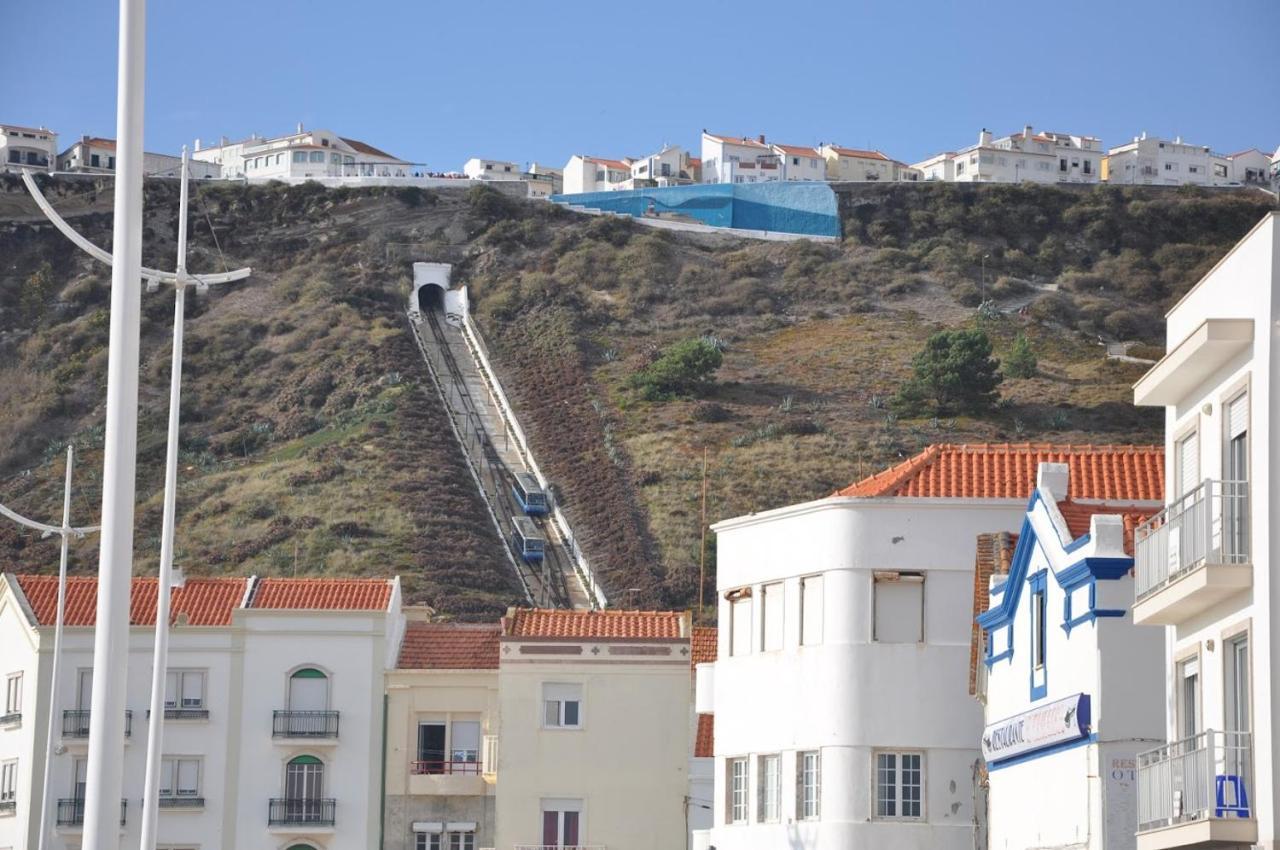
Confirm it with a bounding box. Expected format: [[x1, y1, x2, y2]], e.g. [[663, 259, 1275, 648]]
[[411, 759, 482, 776]]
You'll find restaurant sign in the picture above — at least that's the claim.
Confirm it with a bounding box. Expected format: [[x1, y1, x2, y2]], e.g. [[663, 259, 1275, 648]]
[[982, 693, 1091, 763]]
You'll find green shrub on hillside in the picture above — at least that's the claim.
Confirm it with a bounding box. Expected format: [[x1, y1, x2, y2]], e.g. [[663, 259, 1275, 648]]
[[1005, 333, 1038, 378], [629, 338, 724, 401], [894, 329, 1003, 415]]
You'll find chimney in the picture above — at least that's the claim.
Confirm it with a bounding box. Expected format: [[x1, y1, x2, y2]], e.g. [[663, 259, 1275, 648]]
[[220, 135, 229, 146], [758, 134, 766, 145], [979, 128, 993, 146], [193, 138, 201, 152], [1024, 124, 1033, 140], [297, 121, 304, 135], [1139, 131, 1146, 141], [1174, 135, 1182, 145], [1036, 462, 1070, 501]]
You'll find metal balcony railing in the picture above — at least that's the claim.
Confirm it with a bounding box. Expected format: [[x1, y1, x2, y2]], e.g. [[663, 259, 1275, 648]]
[[146, 706, 210, 720], [1138, 730, 1253, 831], [0, 711, 19, 726], [268, 797, 336, 827], [411, 751, 481, 775], [55, 798, 127, 826], [158, 795, 205, 809], [272, 710, 339, 738], [513, 845, 605, 850], [61, 709, 132, 738], [1135, 479, 1249, 600], [0, 798, 15, 816]]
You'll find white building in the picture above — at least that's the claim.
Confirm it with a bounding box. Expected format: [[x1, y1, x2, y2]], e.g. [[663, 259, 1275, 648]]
[[561, 155, 631, 194], [975, 463, 1165, 850], [913, 125, 1103, 183], [1, 124, 57, 172], [819, 145, 897, 182], [0, 572, 402, 850], [770, 144, 826, 182], [693, 442, 1163, 850], [527, 162, 563, 194], [699, 131, 780, 184], [625, 144, 695, 188], [462, 158, 521, 181], [1130, 211, 1279, 849], [1227, 148, 1275, 187], [192, 126, 411, 180], [56, 136, 222, 178], [1104, 133, 1232, 186]]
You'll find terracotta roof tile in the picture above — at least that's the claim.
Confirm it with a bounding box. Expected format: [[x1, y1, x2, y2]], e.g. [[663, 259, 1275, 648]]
[[1055, 500, 1157, 555], [503, 608, 687, 639], [14, 575, 248, 627], [773, 143, 820, 156], [704, 132, 769, 149], [584, 156, 630, 171], [695, 713, 714, 758], [249, 577, 393, 611], [835, 443, 1164, 501], [968, 533, 1016, 696], [691, 626, 717, 665], [826, 145, 891, 161], [397, 621, 501, 669], [340, 137, 402, 161]]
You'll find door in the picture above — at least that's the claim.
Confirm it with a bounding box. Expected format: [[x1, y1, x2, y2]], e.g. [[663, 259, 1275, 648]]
[[1224, 394, 1249, 560], [1178, 657, 1200, 740], [417, 722, 446, 774], [288, 669, 328, 711], [1225, 635, 1251, 783], [541, 801, 581, 848], [74, 670, 93, 735], [285, 756, 324, 820], [450, 720, 481, 769]]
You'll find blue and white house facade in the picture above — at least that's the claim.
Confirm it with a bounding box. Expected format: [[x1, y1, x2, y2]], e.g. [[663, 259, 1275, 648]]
[[978, 463, 1165, 850]]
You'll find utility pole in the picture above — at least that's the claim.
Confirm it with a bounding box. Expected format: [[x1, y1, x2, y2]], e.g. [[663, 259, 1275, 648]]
[[698, 446, 708, 623], [82, 1, 147, 845]]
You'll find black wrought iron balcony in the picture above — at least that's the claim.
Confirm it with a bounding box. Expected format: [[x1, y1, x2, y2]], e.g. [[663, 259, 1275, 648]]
[[272, 710, 339, 739], [0, 798, 15, 816], [145, 707, 210, 721], [55, 798, 127, 827], [0, 711, 19, 726], [268, 797, 335, 827], [61, 709, 132, 738], [158, 795, 205, 809]]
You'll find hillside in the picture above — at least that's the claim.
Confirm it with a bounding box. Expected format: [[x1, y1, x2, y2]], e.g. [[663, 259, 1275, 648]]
[[0, 176, 1272, 617]]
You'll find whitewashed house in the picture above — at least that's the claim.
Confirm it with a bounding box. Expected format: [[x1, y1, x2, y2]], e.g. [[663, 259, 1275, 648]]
[[56, 136, 222, 178], [462, 158, 521, 181], [625, 144, 695, 188], [0, 124, 57, 172], [699, 131, 780, 184], [0, 573, 402, 850], [1104, 133, 1232, 186], [1227, 148, 1274, 186], [693, 443, 1164, 850], [913, 126, 1103, 184], [771, 144, 826, 182], [561, 155, 631, 194], [975, 463, 1165, 850], [819, 145, 896, 182], [1130, 211, 1279, 849], [192, 126, 410, 180]]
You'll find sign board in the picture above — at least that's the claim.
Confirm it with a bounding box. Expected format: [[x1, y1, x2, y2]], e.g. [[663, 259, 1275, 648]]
[[982, 693, 1091, 763]]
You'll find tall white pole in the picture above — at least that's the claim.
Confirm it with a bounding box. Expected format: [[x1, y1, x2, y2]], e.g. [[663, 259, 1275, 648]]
[[36, 446, 76, 850], [83, 0, 146, 845], [139, 147, 189, 850]]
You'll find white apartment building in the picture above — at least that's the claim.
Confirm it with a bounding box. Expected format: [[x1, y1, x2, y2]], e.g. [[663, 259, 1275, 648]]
[[913, 125, 1103, 184], [526, 162, 563, 194], [0, 572, 402, 850], [192, 126, 410, 180], [770, 144, 826, 182], [819, 145, 896, 182], [1227, 149, 1275, 186], [975, 462, 1165, 850], [1, 124, 57, 172], [493, 608, 692, 850], [56, 136, 222, 178], [625, 144, 695, 188], [700, 131, 780, 184], [693, 442, 1163, 850], [1104, 133, 1232, 186], [1130, 211, 1280, 850], [561, 155, 631, 194], [462, 158, 521, 181]]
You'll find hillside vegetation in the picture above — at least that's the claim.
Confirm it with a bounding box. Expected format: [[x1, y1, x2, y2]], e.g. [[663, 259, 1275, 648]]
[[0, 176, 1272, 616]]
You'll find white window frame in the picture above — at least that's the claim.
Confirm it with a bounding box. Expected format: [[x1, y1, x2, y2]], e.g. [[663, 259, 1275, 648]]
[[0, 759, 16, 803], [798, 750, 821, 820], [3, 673, 20, 716], [447, 831, 475, 850], [758, 754, 781, 822], [159, 757, 201, 798], [727, 757, 748, 824], [542, 683, 583, 730], [164, 670, 206, 710], [415, 832, 442, 850], [761, 583, 784, 652], [800, 576, 824, 646], [729, 592, 753, 657], [873, 571, 925, 643], [874, 750, 924, 820]]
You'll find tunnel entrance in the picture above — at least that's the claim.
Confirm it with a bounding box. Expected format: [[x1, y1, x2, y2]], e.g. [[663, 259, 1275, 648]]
[[418, 282, 445, 312]]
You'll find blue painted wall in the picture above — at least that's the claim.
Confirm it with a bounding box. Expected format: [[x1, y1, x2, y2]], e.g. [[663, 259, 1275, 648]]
[[551, 182, 841, 238]]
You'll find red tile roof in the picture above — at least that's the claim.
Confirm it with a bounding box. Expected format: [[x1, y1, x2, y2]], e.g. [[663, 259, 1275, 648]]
[[835, 444, 1164, 502], [14, 575, 248, 627], [1055, 500, 1157, 555], [249, 577, 394, 611], [695, 713, 714, 758], [80, 137, 117, 151], [691, 626, 717, 665], [503, 608, 687, 639], [826, 145, 890, 161], [340, 137, 402, 161], [703, 132, 769, 148], [585, 156, 630, 171], [397, 621, 501, 669], [773, 143, 820, 156]]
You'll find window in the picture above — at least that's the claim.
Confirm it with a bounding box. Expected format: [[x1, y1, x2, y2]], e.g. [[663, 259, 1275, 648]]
[[165, 671, 205, 709], [541, 799, 581, 847], [727, 758, 748, 823], [1189, 165, 1200, 174], [285, 755, 324, 801], [1059, 158, 1068, 172], [798, 750, 820, 819], [1165, 162, 1176, 171], [292, 151, 306, 163], [1177, 656, 1200, 739], [3, 673, 20, 716], [91, 153, 100, 168], [159, 757, 200, 798], [288, 668, 329, 711], [330, 153, 341, 164], [875, 752, 922, 819], [309, 151, 325, 163], [758, 754, 780, 822], [729, 592, 752, 657], [761, 583, 783, 651], [451, 720, 481, 764], [449, 833, 475, 850], [417, 721, 446, 772], [1032, 585, 1047, 669], [0, 759, 15, 804], [1083, 159, 1093, 175], [800, 576, 823, 646], [415, 834, 441, 850], [542, 683, 582, 729], [1177, 430, 1200, 497], [873, 572, 924, 642], [1225, 392, 1249, 559], [1225, 634, 1249, 734]]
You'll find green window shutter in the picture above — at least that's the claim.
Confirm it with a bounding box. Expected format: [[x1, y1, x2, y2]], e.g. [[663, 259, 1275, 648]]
[[288, 755, 323, 766], [291, 668, 326, 680]]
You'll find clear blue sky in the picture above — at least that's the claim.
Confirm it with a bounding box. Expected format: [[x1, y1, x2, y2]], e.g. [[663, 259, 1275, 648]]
[[4, 0, 1278, 170]]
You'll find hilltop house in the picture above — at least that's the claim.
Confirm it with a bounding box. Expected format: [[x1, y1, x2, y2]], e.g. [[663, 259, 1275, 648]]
[[0, 574, 403, 850], [913, 125, 1103, 184], [700, 131, 779, 184], [1103, 133, 1232, 186], [56, 136, 222, 178], [692, 443, 1163, 850], [561, 155, 631, 194], [462, 158, 521, 181], [1227, 148, 1274, 186], [191, 126, 410, 179], [975, 463, 1164, 850], [1, 124, 57, 172]]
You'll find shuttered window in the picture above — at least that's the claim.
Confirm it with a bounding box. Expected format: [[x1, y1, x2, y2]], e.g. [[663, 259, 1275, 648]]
[[1178, 431, 1200, 497], [873, 572, 924, 643], [801, 576, 824, 646], [761, 583, 783, 651], [730, 594, 753, 657], [1227, 393, 1248, 440]]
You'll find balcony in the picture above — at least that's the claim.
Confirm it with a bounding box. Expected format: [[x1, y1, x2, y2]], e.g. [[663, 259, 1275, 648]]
[[158, 795, 205, 809], [1137, 730, 1255, 849], [0, 798, 14, 816], [411, 754, 482, 775], [55, 798, 127, 827], [146, 707, 210, 721], [513, 845, 604, 850], [1133, 480, 1252, 626], [61, 709, 133, 739], [268, 798, 336, 828], [272, 710, 339, 740], [0, 711, 19, 727], [408, 745, 495, 796]]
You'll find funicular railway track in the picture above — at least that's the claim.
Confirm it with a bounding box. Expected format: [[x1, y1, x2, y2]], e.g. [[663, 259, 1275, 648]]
[[408, 306, 589, 609]]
